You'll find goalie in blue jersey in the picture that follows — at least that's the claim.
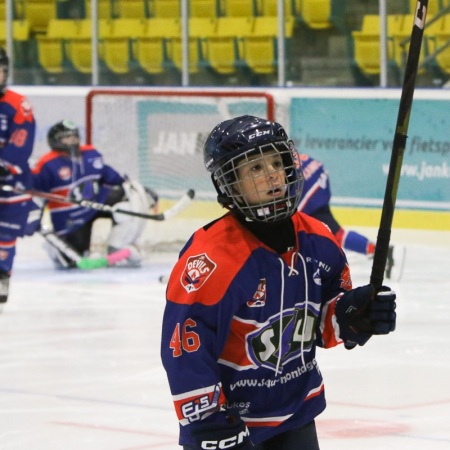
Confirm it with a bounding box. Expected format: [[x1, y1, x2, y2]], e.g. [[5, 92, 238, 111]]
[[30, 120, 159, 269]]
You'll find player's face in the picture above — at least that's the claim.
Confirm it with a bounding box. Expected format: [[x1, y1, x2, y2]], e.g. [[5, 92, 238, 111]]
[[234, 149, 287, 205], [60, 133, 80, 147]]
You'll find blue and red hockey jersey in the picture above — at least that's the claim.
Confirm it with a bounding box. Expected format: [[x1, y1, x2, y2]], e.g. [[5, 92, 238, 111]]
[[298, 154, 330, 215], [32, 145, 124, 235], [0, 89, 35, 238], [161, 211, 352, 447]]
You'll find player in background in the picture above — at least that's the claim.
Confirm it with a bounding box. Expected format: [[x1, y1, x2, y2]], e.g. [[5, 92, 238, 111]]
[[0, 47, 36, 307], [30, 120, 158, 269], [298, 153, 398, 279], [161, 115, 397, 449]]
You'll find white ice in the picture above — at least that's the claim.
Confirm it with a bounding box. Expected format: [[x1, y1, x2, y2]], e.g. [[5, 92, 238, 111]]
[[0, 226, 449, 449]]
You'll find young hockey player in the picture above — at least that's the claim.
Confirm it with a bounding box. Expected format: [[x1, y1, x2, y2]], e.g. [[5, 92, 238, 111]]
[[298, 153, 399, 279], [0, 47, 36, 305], [161, 115, 397, 450], [31, 120, 158, 269]]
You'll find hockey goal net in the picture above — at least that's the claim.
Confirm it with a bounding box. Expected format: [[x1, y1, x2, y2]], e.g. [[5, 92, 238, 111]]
[[86, 89, 275, 252]]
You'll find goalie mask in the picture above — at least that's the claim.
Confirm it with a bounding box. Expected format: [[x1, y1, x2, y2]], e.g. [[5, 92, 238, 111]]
[[204, 115, 304, 223], [47, 120, 81, 156], [0, 47, 9, 97]]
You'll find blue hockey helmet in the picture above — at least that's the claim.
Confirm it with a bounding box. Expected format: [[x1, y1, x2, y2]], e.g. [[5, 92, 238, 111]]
[[203, 115, 304, 223]]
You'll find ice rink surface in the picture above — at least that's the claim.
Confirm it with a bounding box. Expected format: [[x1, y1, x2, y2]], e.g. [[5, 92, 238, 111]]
[[1, 226, 449, 450]]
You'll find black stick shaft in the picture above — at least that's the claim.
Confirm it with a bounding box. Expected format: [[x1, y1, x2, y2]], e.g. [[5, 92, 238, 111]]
[[0, 185, 195, 221], [370, 0, 428, 288]]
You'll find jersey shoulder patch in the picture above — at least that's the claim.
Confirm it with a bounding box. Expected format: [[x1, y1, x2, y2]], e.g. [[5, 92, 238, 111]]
[[167, 214, 259, 306]]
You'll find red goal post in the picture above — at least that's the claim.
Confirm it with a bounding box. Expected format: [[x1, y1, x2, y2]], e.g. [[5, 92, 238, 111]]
[[86, 89, 275, 201]]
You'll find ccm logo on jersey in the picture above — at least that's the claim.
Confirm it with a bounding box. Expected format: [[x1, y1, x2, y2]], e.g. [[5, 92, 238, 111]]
[[200, 427, 250, 449]]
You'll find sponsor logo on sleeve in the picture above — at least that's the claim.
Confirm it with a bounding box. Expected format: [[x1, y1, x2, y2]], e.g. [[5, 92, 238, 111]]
[[247, 278, 266, 307], [340, 263, 352, 290]]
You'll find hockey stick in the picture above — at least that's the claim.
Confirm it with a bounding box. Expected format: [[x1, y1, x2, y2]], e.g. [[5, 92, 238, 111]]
[[370, 0, 428, 289], [0, 185, 195, 221], [40, 227, 132, 270]]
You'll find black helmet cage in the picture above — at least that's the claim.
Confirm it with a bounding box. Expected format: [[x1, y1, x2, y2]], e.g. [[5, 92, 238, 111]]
[[47, 120, 80, 154], [0, 48, 9, 96], [212, 140, 304, 223]]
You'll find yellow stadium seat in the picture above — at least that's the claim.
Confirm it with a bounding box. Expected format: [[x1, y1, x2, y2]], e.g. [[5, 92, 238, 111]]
[[102, 19, 146, 73], [351, 14, 404, 75], [23, 0, 57, 34], [109, 18, 146, 37], [37, 37, 66, 73], [134, 37, 165, 74], [252, 16, 295, 37], [77, 18, 112, 38], [203, 36, 238, 74], [66, 38, 95, 73], [0, 3, 5, 21], [242, 35, 275, 73], [189, 17, 216, 37], [189, 17, 216, 57], [392, 14, 444, 72], [144, 17, 181, 37], [215, 16, 253, 37], [431, 15, 450, 74], [190, 0, 218, 17], [169, 37, 201, 73], [151, 0, 181, 17], [300, 0, 332, 29], [242, 15, 294, 75], [85, 0, 113, 19], [221, 0, 255, 17], [45, 18, 79, 38], [115, 0, 149, 18], [214, 16, 253, 59], [0, 21, 31, 68], [35, 19, 77, 73], [102, 37, 132, 73], [65, 20, 111, 74], [33, 19, 74, 73], [137, 17, 181, 74], [0, 20, 30, 42], [259, 0, 293, 18]]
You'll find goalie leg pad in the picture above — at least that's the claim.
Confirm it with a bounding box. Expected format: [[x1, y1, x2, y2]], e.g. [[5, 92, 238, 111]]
[[108, 180, 151, 249], [44, 241, 78, 269]]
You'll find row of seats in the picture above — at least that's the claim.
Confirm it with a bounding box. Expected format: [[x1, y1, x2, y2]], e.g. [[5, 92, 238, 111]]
[[36, 17, 295, 75], [3, 0, 339, 35], [352, 14, 450, 77]]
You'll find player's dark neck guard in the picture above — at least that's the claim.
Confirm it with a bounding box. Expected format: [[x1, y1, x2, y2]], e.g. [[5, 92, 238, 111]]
[[234, 211, 295, 254]]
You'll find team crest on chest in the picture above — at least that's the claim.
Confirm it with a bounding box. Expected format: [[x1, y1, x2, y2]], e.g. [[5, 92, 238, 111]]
[[247, 278, 266, 307], [181, 253, 216, 293], [58, 166, 71, 180]]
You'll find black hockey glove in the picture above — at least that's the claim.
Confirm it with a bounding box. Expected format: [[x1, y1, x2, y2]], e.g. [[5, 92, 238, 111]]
[[190, 416, 253, 450], [335, 284, 396, 349], [0, 164, 10, 177]]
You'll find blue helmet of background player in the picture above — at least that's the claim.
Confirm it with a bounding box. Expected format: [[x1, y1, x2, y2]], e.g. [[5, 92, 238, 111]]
[[203, 115, 304, 223], [0, 47, 9, 96], [47, 120, 81, 156]]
